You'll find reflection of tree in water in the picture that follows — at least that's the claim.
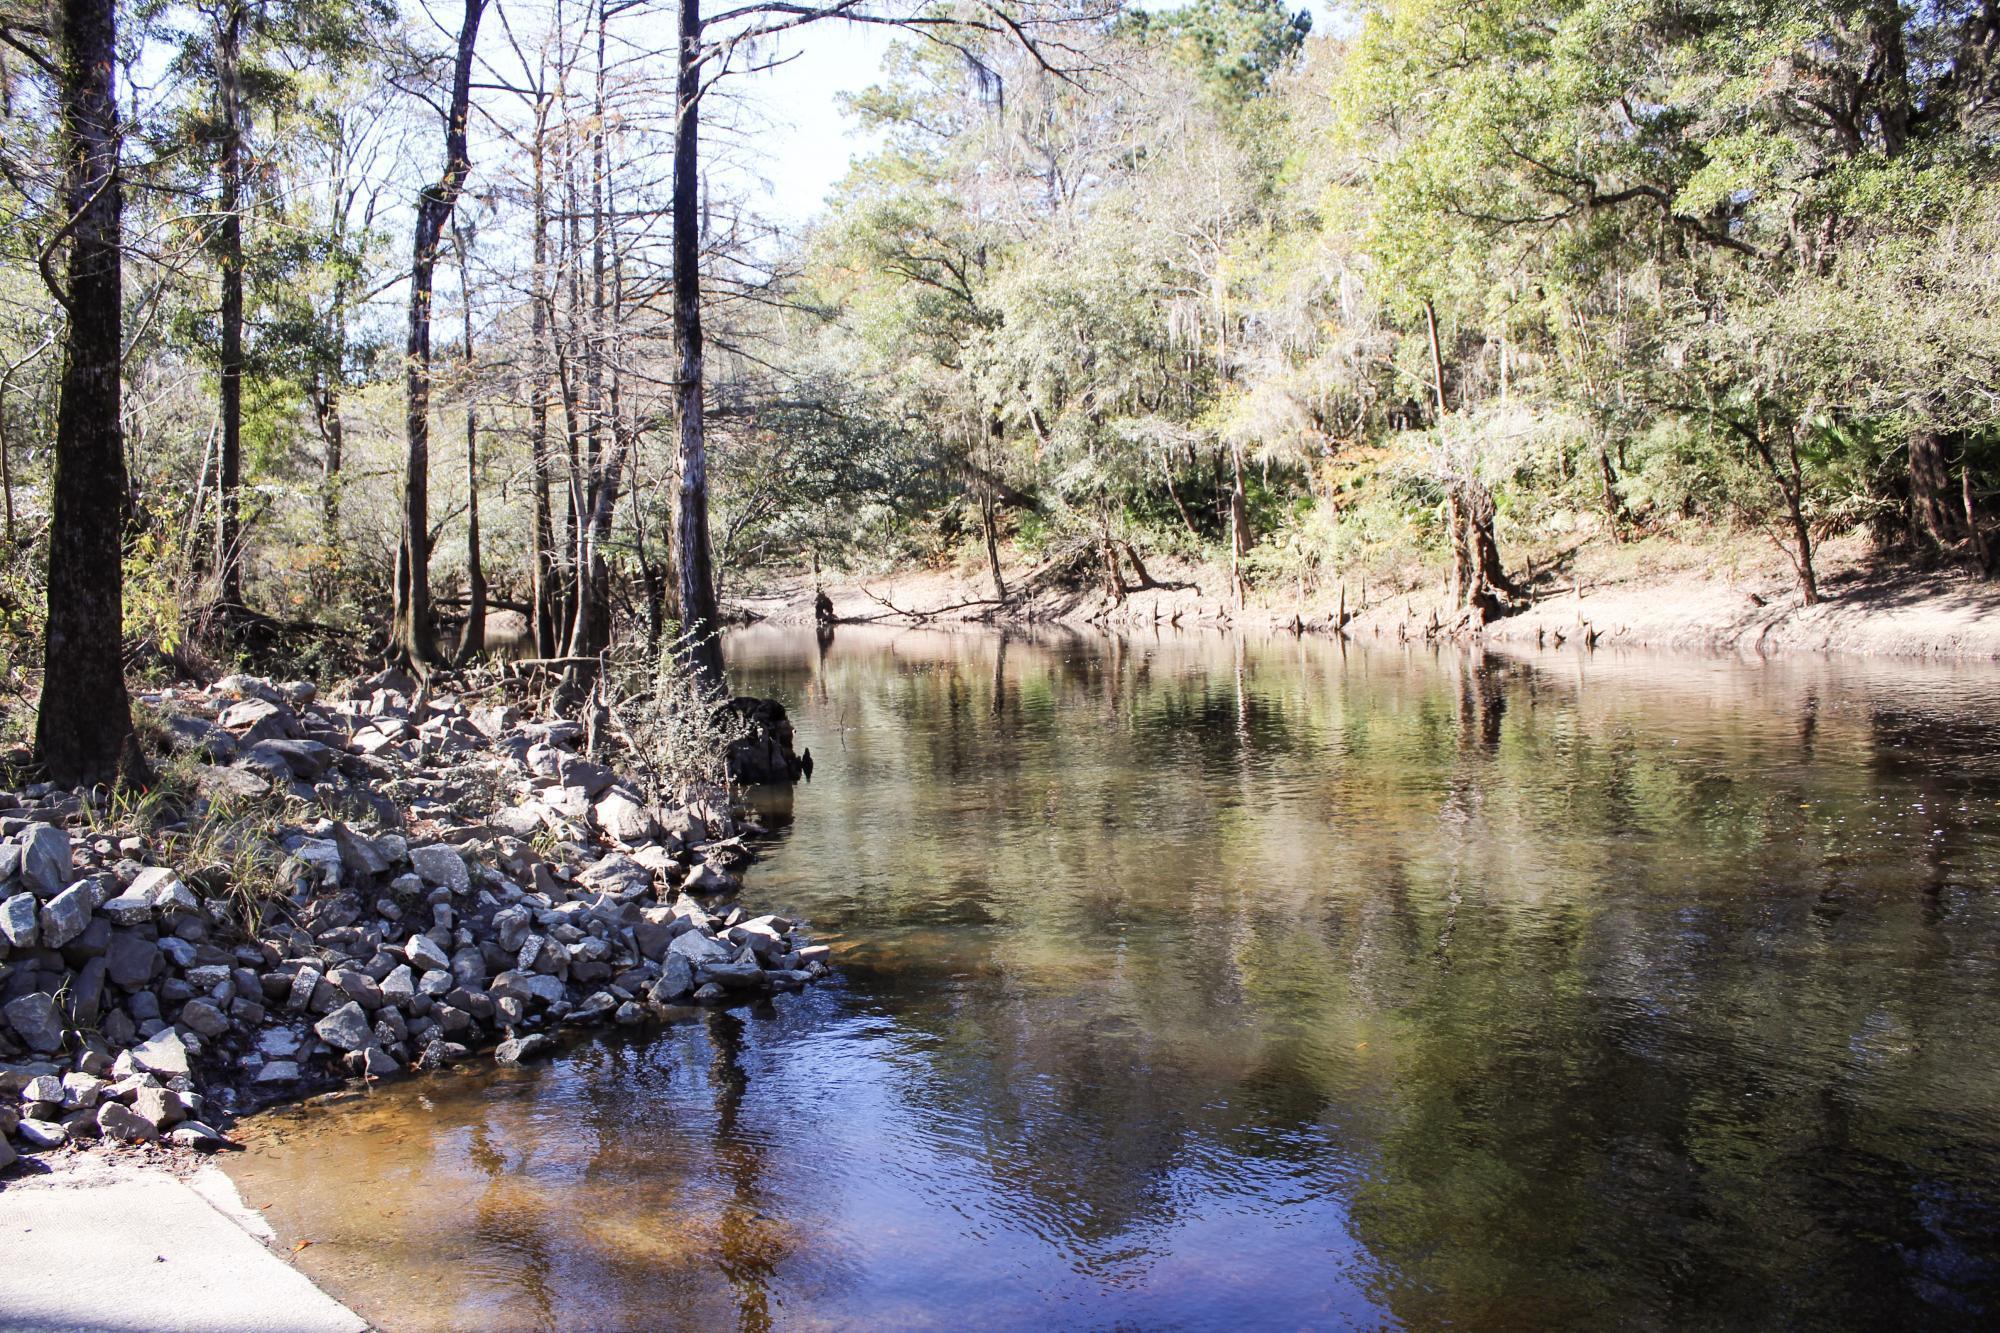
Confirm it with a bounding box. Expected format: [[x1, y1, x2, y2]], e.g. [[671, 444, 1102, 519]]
[[464, 1087, 558, 1330], [707, 1009, 779, 1333], [721, 628, 2000, 1324]]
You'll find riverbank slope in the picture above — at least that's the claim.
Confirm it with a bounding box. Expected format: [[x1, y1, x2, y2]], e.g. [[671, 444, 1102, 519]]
[[736, 532, 2000, 661]]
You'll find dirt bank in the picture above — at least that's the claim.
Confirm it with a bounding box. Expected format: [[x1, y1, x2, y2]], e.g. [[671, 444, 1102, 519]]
[[732, 533, 2000, 662]]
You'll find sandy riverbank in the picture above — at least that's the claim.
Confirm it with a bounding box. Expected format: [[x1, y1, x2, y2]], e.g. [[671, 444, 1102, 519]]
[[733, 533, 2000, 662]]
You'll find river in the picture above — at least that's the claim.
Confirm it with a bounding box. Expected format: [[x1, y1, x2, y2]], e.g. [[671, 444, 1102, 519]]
[[226, 625, 2000, 1330]]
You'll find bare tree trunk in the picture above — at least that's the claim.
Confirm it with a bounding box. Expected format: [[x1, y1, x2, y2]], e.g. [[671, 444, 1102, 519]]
[[389, 0, 486, 670], [1228, 442, 1248, 608], [673, 0, 724, 693], [216, 0, 245, 612], [454, 214, 485, 663], [38, 0, 145, 787], [1597, 443, 1623, 540], [1161, 450, 1199, 540], [981, 488, 1005, 601], [1755, 421, 1819, 606], [1964, 457, 1991, 574], [528, 91, 558, 656]]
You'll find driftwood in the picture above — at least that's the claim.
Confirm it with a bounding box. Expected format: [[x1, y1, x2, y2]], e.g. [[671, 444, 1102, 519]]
[[839, 584, 1006, 624]]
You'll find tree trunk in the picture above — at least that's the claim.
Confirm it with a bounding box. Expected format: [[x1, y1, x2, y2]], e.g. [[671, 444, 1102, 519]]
[[981, 488, 1005, 601], [528, 92, 558, 657], [389, 0, 486, 670], [38, 0, 145, 787], [1909, 429, 1957, 548], [454, 214, 485, 663], [1963, 455, 1992, 574], [1598, 443, 1623, 541], [216, 1, 245, 612], [1228, 441, 1248, 608], [673, 0, 725, 694]]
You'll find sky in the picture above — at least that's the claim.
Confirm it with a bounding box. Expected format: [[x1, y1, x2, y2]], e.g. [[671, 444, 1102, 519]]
[[731, 2, 1347, 227]]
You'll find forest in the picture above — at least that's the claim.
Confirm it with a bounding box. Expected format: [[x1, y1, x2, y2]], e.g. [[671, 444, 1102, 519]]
[[0, 0, 1996, 783]]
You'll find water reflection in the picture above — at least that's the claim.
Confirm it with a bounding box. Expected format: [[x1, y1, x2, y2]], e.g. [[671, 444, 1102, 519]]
[[229, 628, 2000, 1330]]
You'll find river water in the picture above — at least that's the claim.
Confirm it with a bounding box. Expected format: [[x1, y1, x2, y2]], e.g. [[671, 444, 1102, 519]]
[[226, 626, 2000, 1330]]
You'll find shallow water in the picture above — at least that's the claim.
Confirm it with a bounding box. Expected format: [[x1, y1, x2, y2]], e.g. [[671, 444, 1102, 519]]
[[227, 627, 2000, 1330]]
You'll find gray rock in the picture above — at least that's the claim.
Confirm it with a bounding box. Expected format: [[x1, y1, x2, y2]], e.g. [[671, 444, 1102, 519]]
[[179, 998, 229, 1038], [0, 891, 38, 947], [448, 947, 487, 989], [38, 881, 94, 948], [559, 758, 616, 797], [22, 1074, 64, 1103], [256, 1026, 301, 1059], [379, 964, 416, 1006], [167, 1120, 226, 1149], [487, 806, 544, 839], [493, 906, 533, 952], [128, 1030, 191, 1078], [215, 673, 284, 703], [698, 954, 767, 989], [198, 764, 269, 801], [132, 1085, 188, 1129], [726, 918, 787, 959], [592, 789, 659, 844], [286, 839, 344, 890], [5, 992, 63, 1053], [327, 967, 382, 1010], [96, 1099, 158, 1142], [331, 823, 390, 880], [70, 957, 108, 1025], [682, 860, 735, 895], [359, 1046, 399, 1078], [99, 886, 155, 926], [60, 1072, 104, 1110], [404, 933, 451, 974], [164, 715, 238, 762], [494, 1033, 555, 1065], [133, 867, 201, 916], [21, 825, 71, 897], [314, 1001, 373, 1052], [15, 1117, 68, 1148], [490, 969, 565, 1006], [217, 696, 297, 741], [244, 738, 335, 780], [667, 930, 731, 966], [254, 1061, 300, 1084], [576, 854, 652, 898], [691, 982, 727, 1004], [105, 931, 161, 987], [653, 951, 696, 1001], [408, 844, 470, 894], [287, 967, 322, 1012]]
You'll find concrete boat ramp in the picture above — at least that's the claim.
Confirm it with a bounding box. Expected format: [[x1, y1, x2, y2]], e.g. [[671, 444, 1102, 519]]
[[0, 1155, 367, 1333]]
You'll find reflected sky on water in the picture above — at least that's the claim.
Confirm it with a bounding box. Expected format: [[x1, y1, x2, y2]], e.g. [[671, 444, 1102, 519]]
[[229, 627, 2000, 1330]]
